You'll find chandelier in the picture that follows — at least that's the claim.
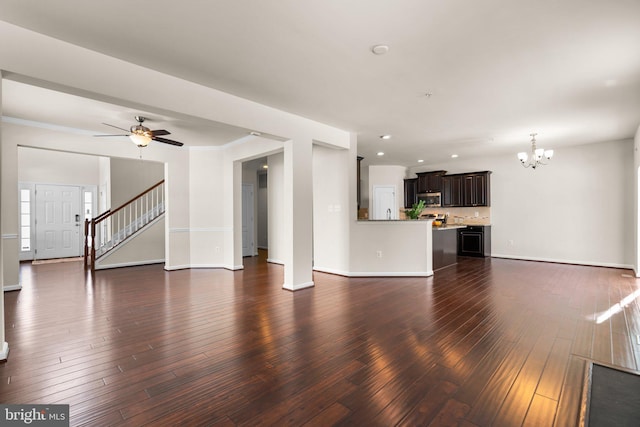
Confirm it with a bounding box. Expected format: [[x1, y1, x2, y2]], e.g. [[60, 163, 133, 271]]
[[517, 133, 553, 169]]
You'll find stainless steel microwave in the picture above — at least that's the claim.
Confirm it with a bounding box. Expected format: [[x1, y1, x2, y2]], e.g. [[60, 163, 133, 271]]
[[417, 192, 442, 207]]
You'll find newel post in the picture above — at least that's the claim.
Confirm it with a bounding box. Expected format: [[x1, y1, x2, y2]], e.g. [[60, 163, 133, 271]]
[[84, 219, 89, 269]]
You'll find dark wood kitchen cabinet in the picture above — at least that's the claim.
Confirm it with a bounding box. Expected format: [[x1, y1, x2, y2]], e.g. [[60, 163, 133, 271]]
[[415, 170, 491, 208], [442, 175, 462, 207], [463, 172, 491, 207], [416, 171, 446, 193], [443, 171, 491, 207], [433, 228, 458, 270], [403, 178, 418, 208]]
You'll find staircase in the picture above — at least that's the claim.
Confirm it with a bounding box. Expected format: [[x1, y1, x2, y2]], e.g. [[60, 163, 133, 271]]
[[84, 180, 165, 271]]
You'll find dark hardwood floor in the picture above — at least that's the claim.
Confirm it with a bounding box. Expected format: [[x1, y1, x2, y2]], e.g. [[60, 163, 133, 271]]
[[1, 252, 639, 426]]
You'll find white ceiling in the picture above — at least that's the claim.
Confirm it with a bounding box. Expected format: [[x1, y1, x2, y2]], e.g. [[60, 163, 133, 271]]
[[1, 79, 252, 147], [1, 0, 639, 165]]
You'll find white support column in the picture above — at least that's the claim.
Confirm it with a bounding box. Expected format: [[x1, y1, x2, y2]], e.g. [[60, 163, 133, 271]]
[[0, 71, 10, 360], [224, 158, 244, 271], [283, 137, 314, 291], [231, 160, 243, 270]]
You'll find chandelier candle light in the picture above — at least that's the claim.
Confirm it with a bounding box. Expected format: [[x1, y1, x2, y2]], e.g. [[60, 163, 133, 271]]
[[518, 133, 553, 169]]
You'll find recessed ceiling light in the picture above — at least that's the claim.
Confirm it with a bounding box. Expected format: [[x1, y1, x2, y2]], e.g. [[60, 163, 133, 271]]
[[451, 154, 459, 158], [418, 159, 424, 163], [380, 135, 391, 140], [371, 44, 389, 55], [377, 151, 385, 156], [249, 131, 262, 136]]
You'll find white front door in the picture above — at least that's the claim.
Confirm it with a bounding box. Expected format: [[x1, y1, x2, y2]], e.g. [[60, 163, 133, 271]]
[[373, 185, 397, 220], [242, 184, 255, 257], [35, 184, 82, 259]]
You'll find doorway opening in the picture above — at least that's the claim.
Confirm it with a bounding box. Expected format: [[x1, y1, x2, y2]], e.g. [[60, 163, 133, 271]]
[[242, 157, 269, 260], [372, 185, 397, 220]]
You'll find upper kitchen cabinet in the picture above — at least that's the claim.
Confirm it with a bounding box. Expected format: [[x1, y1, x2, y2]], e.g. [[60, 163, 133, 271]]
[[404, 178, 418, 208], [442, 175, 462, 207], [416, 170, 446, 193], [463, 171, 491, 207], [442, 171, 491, 207]]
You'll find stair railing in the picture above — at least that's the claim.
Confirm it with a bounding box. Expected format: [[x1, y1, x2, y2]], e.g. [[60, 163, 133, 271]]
[[84, 180, 165, 270]]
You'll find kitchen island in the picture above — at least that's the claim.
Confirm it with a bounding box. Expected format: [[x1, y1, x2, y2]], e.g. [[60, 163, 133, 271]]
[[432, 225, 465, 270], [339, 219, 434, 277]]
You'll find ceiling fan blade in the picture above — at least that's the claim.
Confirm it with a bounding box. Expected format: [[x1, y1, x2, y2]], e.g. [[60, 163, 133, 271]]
[[94, 134, 130, 137], [153, 136, 184, 147], [102, 123, 130, 132], [150, 129, 171, 136]]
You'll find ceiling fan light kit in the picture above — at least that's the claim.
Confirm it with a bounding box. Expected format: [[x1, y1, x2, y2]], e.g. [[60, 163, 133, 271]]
[[129, 131, 152, 147], [95, 115, 184, 147], [518, 133, 553, 169]]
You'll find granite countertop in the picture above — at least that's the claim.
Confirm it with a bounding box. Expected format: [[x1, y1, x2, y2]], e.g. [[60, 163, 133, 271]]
[[432, 224, 467, 231], [356, 219, 491, 228]]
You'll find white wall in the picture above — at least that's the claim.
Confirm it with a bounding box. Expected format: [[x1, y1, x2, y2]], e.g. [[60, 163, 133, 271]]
[[0, 73, 7, 359], [98, 157, 111, 215], [1, 123, 19, 291], [18, 147, 102, 185], [109, 157, 164, 207], [312, 144, 351, 274], [368, 165, 407, 217], [411, 138, 634, 269], [267, 152, 285, 264], [96, 217, 165, 269], [187, 148, 224, 268]]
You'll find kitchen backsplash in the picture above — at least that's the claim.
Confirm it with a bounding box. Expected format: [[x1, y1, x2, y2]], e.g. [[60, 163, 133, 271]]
[[420, 206, 491, 225], [364, 206, 491, 224]]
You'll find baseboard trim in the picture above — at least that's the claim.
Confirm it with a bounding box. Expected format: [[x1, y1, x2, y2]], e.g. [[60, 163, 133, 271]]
[[3, 284, 22, 292], [0, 342, 9, 361], [164, 264, 190, 271], [283, 281, 315, 291], [164, 264, 244, 271], [313, 266, 433, 278], [267, 258, 285, 265], [346, 271, 434, 277], [491, 254, 634, 270], [312, 266, 349, 276], [95, 259, 165, 270]]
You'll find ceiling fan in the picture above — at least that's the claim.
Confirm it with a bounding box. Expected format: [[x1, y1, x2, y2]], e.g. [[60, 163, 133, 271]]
[[95, 116, 184, 147]]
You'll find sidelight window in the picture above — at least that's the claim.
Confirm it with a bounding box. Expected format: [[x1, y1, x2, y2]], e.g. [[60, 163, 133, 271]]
[[20, 189, 31, 251]]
